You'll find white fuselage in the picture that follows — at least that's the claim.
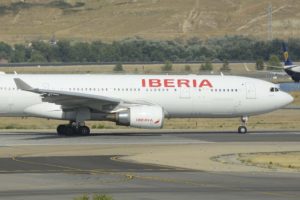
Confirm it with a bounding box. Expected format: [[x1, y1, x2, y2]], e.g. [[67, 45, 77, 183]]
[[0, 74, 293, 119]]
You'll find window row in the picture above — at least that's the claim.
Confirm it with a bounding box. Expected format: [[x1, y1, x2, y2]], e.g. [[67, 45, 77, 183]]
[[0, 87, 239, 93]]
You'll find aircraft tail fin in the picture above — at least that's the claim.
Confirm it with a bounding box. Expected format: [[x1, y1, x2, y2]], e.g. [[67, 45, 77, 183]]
[[282, 43, 293, 66]]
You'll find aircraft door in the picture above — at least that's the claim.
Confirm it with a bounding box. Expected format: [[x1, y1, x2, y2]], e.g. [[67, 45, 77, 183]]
[[245, 82, 256, 99]]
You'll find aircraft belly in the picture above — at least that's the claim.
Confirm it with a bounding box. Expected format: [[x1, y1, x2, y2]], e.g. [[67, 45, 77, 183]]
[[192, 99, 239, 117], [163, 95, 240, 118]]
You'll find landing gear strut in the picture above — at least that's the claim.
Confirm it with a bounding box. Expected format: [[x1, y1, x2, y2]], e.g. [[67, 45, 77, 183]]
[[56, 122, 90, 136], [238, 116, 248, 134]]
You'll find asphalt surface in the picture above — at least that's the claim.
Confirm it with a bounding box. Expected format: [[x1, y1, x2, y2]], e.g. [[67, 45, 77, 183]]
[[0, 131, 299, 200], [0, 156, 185, 173], [1, 131, 300, 146]]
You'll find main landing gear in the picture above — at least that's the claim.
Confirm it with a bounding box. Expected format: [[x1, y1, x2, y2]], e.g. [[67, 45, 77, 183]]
[[238, 116, 248, 134], [57, 122, 90, 136]]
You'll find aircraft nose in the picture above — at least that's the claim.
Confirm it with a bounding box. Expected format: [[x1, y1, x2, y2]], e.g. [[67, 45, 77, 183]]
[[282, 92, 294, 105]]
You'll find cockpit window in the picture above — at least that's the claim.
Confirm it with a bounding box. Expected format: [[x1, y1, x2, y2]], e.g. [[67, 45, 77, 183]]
[[270, 87, 279, 92]]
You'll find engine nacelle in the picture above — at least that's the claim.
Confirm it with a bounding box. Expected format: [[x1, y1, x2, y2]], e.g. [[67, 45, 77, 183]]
[[116, 105, 164, 129]]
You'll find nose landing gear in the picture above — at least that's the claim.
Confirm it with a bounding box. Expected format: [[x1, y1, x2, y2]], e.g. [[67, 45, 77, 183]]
[[57, 122, 90, 136], [238, 116, 248, 134]]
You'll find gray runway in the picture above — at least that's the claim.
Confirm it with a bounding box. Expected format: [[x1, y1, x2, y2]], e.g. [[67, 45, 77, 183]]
[[1, 131, 300, 146], [0, 131, 299, 200], [0, 156, 185, 173]]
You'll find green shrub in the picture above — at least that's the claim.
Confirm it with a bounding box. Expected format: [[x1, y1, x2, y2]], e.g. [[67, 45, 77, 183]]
[[256, 59, 265, 70], [184, 65, 191, 72], [97, 124, 105, 129], [113, 63, 124, 72], [93, 194, 113, 200], [200, 60, 213, 71], [219, 59, 231, 71], [5, 124, 18, 129], [267, 55, 282, 70], [74, 194, 113, 200], [74, 194, 89, 200], [161, 60, 173, 71]]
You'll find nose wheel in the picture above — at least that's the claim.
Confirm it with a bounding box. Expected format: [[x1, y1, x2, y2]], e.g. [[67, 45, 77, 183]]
[[238, 126, 247, 134], [238, 116, 248, 134]]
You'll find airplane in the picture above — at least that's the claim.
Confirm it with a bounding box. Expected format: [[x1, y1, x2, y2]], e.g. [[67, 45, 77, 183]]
[[0, 73, 293, 135], [281, 43, 300, 82], [254, 43, 300, 82]]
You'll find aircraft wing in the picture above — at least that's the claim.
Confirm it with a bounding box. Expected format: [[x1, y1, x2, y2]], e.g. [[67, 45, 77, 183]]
[[14, 78, 123, 112]]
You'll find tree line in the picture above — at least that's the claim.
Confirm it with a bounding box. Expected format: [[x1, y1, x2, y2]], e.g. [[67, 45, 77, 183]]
[[0, 36, 299, 64]]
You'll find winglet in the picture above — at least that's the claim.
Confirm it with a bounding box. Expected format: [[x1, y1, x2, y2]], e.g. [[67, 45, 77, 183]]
[[14, 78, 34, 91]]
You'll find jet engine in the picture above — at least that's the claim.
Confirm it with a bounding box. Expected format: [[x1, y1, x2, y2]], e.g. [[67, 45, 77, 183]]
[[116, 105, 164, 129]]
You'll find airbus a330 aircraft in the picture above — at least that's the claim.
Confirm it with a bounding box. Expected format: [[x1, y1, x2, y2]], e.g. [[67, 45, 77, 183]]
[[0, 73, 293, 135]]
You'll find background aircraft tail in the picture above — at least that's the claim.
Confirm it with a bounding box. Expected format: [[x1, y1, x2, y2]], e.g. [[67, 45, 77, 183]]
[[282, 43, 293, 66]]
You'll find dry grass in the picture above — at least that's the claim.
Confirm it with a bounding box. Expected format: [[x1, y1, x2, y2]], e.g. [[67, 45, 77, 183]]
[[0, 62, 278, 75], [290, 91, 300, 105], [0, 0, 299, 43], [239, 152, 300, 170]]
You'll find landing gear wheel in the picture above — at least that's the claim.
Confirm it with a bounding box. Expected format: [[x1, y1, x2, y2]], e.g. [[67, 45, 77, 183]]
[[238, 126, 247, 134], [65, 126, 75, 136], [238, 116, 248, 134], [57, 125, 66, 135], [56, 122, 91, 136], [79, 126, 90, 136]]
